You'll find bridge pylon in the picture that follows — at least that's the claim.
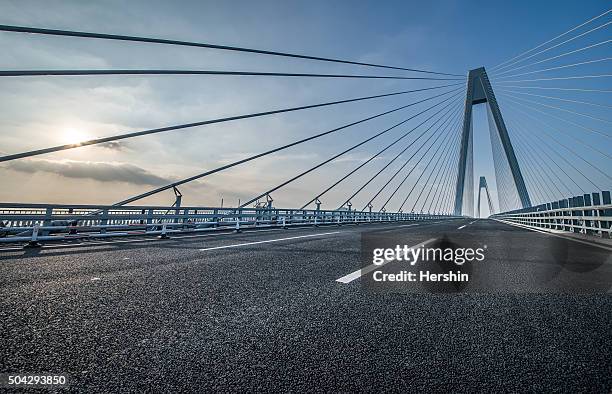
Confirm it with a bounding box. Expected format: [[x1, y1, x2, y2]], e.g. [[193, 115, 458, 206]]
[[477, 176, 495, 218], [453, 67, 531, 216]]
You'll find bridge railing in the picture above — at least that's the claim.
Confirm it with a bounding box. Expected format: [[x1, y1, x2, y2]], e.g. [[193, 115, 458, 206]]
[[492, 191, 612, 238], [0, 202, 457, 245]]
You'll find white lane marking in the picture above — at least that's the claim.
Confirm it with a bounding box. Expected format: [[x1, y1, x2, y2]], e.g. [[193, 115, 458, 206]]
[[336, 237, 437, 284], [494, 219, 612, 252], [0, 220, 460, 252], [376, 221, 445, 232], [457, 225, 467, 230], [199, 231, 340, 251], [1, 225, 350, 252], [0, 227, 283, 251], [0, 219, 461, 252]]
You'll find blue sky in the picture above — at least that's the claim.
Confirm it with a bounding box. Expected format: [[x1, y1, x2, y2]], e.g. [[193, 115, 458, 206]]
[[0, 0, 610, 213]]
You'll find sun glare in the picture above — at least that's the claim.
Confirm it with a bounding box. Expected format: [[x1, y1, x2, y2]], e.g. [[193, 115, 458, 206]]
[[63, 128, 88, 145]]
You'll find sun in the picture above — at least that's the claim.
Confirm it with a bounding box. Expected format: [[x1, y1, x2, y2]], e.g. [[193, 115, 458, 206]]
[[63, 128, 89, 145]]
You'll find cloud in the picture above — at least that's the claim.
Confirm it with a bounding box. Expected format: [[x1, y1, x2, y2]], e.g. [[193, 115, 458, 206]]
[[100, 141, 131, 151], [4, 159, 171, 186]]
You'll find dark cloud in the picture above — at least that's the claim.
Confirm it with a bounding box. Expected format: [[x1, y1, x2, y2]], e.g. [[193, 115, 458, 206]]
[[4, 159, 170, 186], [100, 141, 131, 151]]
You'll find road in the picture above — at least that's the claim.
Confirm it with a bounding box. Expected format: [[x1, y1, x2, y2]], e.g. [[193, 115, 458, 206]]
[[1, 219, 611, 392]]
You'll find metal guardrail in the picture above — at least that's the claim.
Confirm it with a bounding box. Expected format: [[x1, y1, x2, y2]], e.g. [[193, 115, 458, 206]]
[[0, 202, 458, 246], [492, 191, 612, 238]]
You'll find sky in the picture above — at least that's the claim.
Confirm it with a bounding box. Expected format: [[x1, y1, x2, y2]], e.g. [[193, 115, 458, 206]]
[[0, 0, 610, 213]]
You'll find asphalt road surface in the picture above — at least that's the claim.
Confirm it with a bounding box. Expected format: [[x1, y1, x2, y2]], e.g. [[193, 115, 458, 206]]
[[1, 219, 610, 392]]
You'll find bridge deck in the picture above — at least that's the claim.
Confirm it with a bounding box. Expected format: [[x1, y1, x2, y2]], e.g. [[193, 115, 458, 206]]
[[1, 219, 610, 391]]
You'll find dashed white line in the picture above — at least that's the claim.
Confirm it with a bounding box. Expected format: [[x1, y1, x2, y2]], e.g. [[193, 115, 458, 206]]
[[457, 225, 467, 230], [199, 231, 341, 251], [336, 237, 437, 284]]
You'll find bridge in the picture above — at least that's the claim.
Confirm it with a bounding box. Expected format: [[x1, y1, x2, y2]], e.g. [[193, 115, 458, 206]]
[[0, 7, 611, 392]]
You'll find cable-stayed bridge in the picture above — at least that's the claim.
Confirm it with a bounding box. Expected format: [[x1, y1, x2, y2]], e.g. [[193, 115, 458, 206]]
[[0, 8, 611, 392]]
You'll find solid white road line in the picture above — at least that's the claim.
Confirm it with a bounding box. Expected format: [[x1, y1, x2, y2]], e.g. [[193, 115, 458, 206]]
[[199, 231, 341, 251], [0, 219, 459, 253], [494, 219, 612, 251], [336, 237, 437, 284], [0, 227, 285, 251], [376, 220, 459, 233], [1, 220, 457, 252], [377, 222, 432, 232]]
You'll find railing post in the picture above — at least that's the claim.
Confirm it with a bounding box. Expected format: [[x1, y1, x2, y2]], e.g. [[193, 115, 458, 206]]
[[147, 208, 154, 226], [100, 208, 108, 234], [553, 200, 560, 230], [602, 191, 611, 238], [42, 207, 52, 236], [574, 196, 584, 233], [583, 193, 593, 235], [592, 192, 603, 237], [159, 222, 169, 239], [25, 223, 42, 248], [183, 208, 189, 225]]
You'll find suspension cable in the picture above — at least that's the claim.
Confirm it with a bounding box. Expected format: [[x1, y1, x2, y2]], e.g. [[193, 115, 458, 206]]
[[375, 108, 463, 212], [417, 125, 462, 213], [0, 83, 463, 163], [507, 118, 575, 197], [492, 74, 612, 83], [488, 39, 611, 77], [0, 69, 463, 80], [507, 115, 587, 193], [0, 24, 463, 76], [500, 96, 612, 159], [107, 88, 463, 206], [502, 101, 609, 186], [237, 92, 463, 209], [493, 57, 612, 80], [489, 8, 611, 71], [406, 125, 462, 213], [492, 85, 612, 93], [497, 88, 612, 109], [492, 20, 612, 76], [439, 157, 460, 214], [512, 141, 557, 203], [367, 105, 463, 212], [494, 92, 611, 139], [433, 131, 462, 214], [299, 90, 464, 209], [426, 129, 462, 213], [499, 91, 612, 126], [336, 96, 462, 210]]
